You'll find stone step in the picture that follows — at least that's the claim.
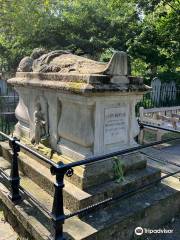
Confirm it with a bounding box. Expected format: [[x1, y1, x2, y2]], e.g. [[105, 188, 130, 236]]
[[80, 181, 180, 240], [0, 154, 160, 213], [0, 200, 19, 240], [141, 147, 180, 165], [140, 148, 180, 177], [0, 168, 179, 240], [0, 141, 147, 189], [0, 172, 94, 240], [147, 158, 180, 177]]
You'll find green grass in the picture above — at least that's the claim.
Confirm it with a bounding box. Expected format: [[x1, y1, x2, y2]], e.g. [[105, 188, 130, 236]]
[[143, 130, 180, 143]]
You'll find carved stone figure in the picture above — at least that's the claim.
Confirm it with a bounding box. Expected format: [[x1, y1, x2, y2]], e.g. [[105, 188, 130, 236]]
[[30, 48, 47, 60], [17, 49, 129, 80], [17, 48, 47, 72], [32, 50, 71, 72], [17, 57, 33, 72], [31, 103, 47, 145], [31, 51, 128, 75]]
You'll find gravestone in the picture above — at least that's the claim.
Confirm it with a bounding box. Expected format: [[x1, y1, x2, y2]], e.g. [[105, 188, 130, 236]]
[[151, 77, 177, 105]]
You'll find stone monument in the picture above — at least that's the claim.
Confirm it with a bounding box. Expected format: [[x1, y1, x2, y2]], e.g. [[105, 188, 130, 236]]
[[8, 50, 148, 161], [3, 50, 178, 240], [7, 49, 151, 190]]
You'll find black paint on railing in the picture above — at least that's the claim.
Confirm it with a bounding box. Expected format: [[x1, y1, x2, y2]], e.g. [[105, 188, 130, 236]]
[[143, 153, 180, 169], [0, 130, 13, 141], [49, 168, 67, 240], [0, 125, 180, 240], [8, 137, 21, 202], [0, 94, 18, 140], [50, 136, 180, 172]]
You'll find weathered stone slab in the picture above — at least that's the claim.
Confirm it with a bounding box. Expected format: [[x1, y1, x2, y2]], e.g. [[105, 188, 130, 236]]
[[0, 142, 160, 212], [0, 173, 179, 240]]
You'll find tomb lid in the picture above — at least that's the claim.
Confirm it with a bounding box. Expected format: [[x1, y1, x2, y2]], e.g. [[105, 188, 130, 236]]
[[8, 49, 150, 94]]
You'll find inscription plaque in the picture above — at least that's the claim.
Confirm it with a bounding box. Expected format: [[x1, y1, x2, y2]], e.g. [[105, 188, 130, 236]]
[[104, 107, 128, 145]]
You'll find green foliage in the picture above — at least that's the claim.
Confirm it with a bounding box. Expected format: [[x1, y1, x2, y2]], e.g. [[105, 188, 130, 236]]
[[99, 48, 116, 62], [0, 0, 179, 81], [157, 71, 180, 83], [131, 58, 148, 77], [128, 0, 180, 79], [113, 157, 125, 183], [0, 0, 140, 71]]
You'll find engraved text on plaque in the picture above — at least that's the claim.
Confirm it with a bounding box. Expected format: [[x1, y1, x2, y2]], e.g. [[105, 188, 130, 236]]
[[104, 107, 128, 145]]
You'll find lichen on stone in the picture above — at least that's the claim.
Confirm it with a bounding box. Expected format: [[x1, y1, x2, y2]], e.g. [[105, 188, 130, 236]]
[[21, 137, 62, 163]]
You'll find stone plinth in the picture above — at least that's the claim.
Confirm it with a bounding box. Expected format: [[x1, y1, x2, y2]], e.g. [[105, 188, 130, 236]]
[[8, 51, 148, 162]]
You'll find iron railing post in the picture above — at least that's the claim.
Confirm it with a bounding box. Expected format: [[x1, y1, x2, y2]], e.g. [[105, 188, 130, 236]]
[[8, 137, 21, 202], [49, 166, 66, 240], [137, 119, 144, 144]]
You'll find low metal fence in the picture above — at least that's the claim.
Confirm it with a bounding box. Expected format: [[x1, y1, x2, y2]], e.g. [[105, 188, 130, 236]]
[[0, 123, 180, 240], [0, 94, 18, 140], [136, 89, 180, 114]]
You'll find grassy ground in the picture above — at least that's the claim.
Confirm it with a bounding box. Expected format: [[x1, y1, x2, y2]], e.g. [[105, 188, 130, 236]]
[[143, 131, 180, 143]]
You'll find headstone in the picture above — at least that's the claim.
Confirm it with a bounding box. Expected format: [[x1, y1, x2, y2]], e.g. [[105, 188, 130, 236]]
[[151, 78, 177, 106], [151, 77, 161, 104]]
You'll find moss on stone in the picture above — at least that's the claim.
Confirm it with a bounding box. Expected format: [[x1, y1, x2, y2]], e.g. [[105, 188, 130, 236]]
[[113, 156, 125, 183], [67, 82, 85, 91], [20, 137, 63, 164]]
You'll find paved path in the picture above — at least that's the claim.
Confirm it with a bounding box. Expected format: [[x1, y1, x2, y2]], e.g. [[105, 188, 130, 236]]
[[0, 202, 19, 240], [140, 140, 180, 178], [138, 140, 180, 240]]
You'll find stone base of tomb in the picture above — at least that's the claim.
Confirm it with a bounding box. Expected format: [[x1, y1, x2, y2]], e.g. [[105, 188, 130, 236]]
[[0, 141, 180, 240], [0, 141, 160, 211], [9, 65, 147, 162]]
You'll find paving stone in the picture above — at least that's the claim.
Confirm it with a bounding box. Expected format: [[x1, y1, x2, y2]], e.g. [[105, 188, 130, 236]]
[[140, 141, 180, 177]]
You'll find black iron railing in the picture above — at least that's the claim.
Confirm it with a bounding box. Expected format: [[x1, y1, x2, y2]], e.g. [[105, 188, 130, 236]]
[[136, 89, 180, 116], [0, 94, 18, 140], [137, 89, 180, 109], [0, 123, 180, 240]]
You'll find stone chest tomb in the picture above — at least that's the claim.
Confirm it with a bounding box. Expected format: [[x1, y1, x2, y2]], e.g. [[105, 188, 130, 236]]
[[3, 50, 179, 240], [8, 50, 150, 189], [8, 50, 148, 162]]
